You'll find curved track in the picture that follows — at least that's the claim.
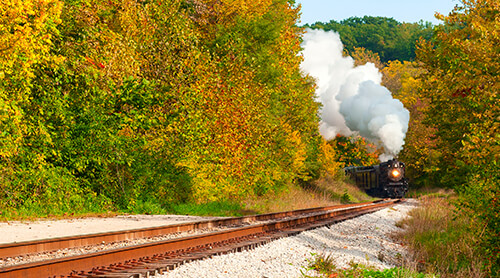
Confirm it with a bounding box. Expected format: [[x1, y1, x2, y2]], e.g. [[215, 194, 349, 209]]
[[0, 199, 401, 278]]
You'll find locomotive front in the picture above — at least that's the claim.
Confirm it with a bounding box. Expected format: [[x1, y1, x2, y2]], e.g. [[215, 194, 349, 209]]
[[380, 159, 408, 198]]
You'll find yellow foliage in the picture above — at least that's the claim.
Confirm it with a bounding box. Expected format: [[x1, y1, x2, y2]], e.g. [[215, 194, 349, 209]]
[[0, 0, 63, 85], [0, 0, 321, 213], [319, 140, 342, 177], [350, 46, 383, 70], [0, 0, 63, 160], [382, 60, 425, 107], [0, 99, 24, 158], [193, 0, 273, 37], [211, 0, 272, 20], [283, 123, 308, 179]]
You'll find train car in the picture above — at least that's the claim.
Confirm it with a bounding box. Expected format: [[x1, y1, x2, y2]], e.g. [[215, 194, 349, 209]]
[[344, 159, 408, 198]]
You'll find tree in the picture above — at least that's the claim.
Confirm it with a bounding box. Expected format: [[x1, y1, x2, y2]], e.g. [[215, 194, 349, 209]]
[[179, 0, 321, 201], [0, 0, 322, 216], [0, 0, 71, 213], [326, 135, 379, 168], [349, 47, 383, 70], [417, 0, 499, 273], [381, 60, 439, 186], [306, 16, 434, 62]]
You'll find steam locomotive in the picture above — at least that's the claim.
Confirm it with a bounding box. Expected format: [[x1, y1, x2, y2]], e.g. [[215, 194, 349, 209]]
[[344, 159, 408, 198]]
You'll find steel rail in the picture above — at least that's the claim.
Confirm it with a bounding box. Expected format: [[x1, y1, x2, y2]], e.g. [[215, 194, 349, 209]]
[[0, 199, 399, 278], [0, 200, 384, 259]]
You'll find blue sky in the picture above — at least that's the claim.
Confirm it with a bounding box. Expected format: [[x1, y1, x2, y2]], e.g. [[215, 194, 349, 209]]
[[295, 0, 460, 25]]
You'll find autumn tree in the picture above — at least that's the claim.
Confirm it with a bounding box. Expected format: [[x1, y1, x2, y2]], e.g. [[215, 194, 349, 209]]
[[0, 0, 322, 216], [417, 0, 499, 273], [0, 0, 83, 214], [348, 46, 384, 69], [380, 60, 439, 186], [179, 0, 321, 201], [52, 0, 203, 209], [326, 136, 379, 168]]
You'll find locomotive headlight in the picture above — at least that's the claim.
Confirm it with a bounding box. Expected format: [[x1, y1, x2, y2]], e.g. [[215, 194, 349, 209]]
[[391, 169, 401, 178]]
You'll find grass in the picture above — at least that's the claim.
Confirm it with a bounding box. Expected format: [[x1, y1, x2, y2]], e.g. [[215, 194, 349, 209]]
[[0, 209, 118, 222], [168, 200, 244, 217], [311, 173, 376, 204], [0, 195, 116, 221], [302, 253, 433, 278], [393, 194, 487, 278], [404, 187, 455, 199], [126, 172, 373, 217], [243, 173, 374, 214]]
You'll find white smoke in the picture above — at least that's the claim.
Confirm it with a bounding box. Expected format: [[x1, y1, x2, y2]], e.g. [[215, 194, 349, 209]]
[[300, 29, 409, 161]]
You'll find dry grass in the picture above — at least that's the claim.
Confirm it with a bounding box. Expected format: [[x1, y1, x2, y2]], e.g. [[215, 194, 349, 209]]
[[393, 194, 487, 278], [244, 183, 336, 213], [405, 187, 455, 199], [312, 173, 375, 203], [244, 173, 374, 213]]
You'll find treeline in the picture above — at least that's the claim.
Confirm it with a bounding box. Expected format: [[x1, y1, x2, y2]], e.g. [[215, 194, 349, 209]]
[[395, 1, 499, 271], [417, 1, 499, 273], [305, 16, 434, 62], [308, 2, 498, 274], [0, 0, 321, 215]]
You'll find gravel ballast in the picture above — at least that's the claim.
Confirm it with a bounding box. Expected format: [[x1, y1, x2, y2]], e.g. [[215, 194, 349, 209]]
[[159, 199, 418, 278]]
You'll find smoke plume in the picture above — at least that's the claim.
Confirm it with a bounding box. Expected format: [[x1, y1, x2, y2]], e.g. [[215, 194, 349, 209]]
[[300, 29, 409, 161]]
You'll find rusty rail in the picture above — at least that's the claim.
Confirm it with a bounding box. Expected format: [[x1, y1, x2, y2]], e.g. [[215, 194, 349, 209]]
[[0, 199, 399, 278], [0, 200, 384, 259]]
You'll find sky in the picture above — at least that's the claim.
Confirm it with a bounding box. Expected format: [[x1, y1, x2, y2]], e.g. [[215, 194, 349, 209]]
[[295, 0, 459, 25]]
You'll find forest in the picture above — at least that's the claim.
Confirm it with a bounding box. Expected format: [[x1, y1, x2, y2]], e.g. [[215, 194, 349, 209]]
[[0, 0, 498, 274], [1, 0, 323, 214], [305, 16, 434, 62]]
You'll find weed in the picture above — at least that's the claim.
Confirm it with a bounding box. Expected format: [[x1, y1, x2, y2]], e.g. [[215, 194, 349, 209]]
[[301, 254, 433, 278], [341, 191, 352, 204], [311, 253, 336, 275], [301, 252, 335, 278], [393, 195, 487, 278]]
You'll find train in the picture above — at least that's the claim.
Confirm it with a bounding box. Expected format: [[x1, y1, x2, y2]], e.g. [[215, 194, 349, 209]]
[[344, 159, 408, 198]]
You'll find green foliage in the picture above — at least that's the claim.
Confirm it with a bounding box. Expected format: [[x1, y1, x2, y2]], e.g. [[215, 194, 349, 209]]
[[359, 266, 430, 278], [126, 199, 169, 215], [302, 253, 432, 278], [0, 0, 321, 217], [306, 16, 434, 62], [416, 0, 499, 274], [340, 190, 353, 204], [344, 264, 430, 278], [1, 165, 112, 218]]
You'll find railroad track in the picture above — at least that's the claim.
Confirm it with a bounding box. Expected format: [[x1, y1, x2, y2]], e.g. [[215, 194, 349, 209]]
[[0, 199, 401, 278]]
